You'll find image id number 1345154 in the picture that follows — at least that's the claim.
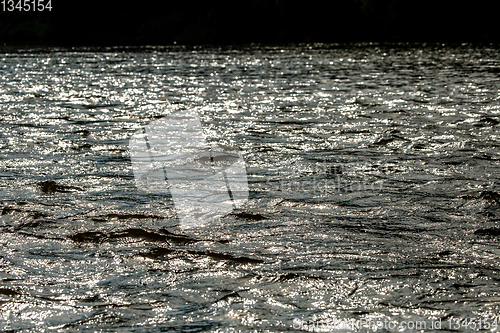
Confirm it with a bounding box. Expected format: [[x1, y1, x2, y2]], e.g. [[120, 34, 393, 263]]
[[2, 0, 52, 11]]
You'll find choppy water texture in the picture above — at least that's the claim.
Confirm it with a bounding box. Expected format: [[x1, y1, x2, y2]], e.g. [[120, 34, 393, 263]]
[[1, 44, 500, 332]]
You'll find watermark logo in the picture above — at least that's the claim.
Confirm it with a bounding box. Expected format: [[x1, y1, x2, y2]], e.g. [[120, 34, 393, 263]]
[[292, 317, 443, 332], [129, 110, 249, 228]]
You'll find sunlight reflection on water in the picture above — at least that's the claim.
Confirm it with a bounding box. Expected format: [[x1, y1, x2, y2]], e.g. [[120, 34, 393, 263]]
[[0, 44, 500, 331]]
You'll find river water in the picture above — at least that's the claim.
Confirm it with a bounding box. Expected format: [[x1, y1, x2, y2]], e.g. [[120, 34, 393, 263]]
[[1, 44, 499, 331]]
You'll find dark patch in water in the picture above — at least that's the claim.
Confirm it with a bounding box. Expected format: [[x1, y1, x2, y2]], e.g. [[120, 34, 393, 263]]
[[38, 180, 82, 194], [229, 212, 267, 221], [479, 191, 500, 204], [75, 143, 92, 151], [79, 294, 102, 303], [31, 211, 48, 219], [70, 228, 198, 244], [278, 273, 323, 281], [91, 213, 165, 222], [0, 288, 20, 297], [474, 117, 499, 127], [138, 247, 174, 259], [474, 228, 500, 237], [218, 291, 241, 301], [278, 273, 302, 281], [1, 207, 14, 215], [60, 103, 121, 110], [137, 247, 264, 264], [373, 137, 394, 145], [157, 228, 201, 244]]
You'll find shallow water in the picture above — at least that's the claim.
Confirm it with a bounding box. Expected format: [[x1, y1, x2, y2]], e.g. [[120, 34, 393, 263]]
[[1, 44, 500, 332]]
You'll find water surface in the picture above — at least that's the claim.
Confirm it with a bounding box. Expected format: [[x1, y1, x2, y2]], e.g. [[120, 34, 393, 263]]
[[1, 44, 499, 331]]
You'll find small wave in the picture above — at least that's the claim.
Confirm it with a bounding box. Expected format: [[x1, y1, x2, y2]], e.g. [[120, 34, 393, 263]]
[[69, 228, 198, 244]]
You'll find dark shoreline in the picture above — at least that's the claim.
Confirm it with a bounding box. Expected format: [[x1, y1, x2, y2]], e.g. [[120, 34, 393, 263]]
[[2, 42, 500, 54], [1, 0, 499, 46]]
